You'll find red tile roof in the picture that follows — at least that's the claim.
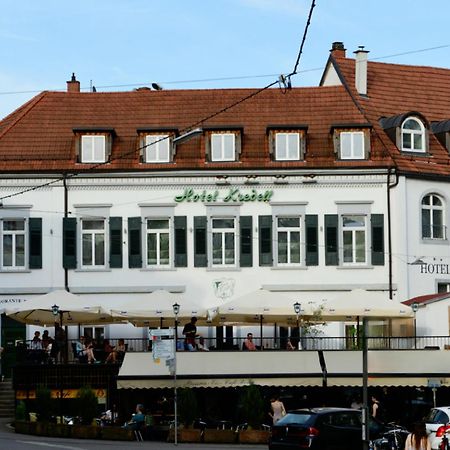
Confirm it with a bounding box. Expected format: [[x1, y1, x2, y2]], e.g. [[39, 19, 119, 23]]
[[330, 53, 450, 177], [402, 291, 450, 306]]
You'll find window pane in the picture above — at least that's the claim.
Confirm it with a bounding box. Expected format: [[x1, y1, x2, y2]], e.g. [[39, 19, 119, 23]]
[[83, 220, 104, 230], [15, 235, 25, 266], [404, 119, 421, 130], [413, 134, 423, 150], [82, 136, 93, 159], [3, 220, 25, 231], [158, 138, 170, 161], [212, 233, 222, 265], [211, 134, 222, 160], [3, 235, 12, 266], [287, 134, 299, 159], [433, 210, 443, 238], [422, 209, 431, 238], [223, 134, 235, 160], [422, 195, 431, 206], [160, 233, 170, 265], [82, 235, 92, 265], [278, 217, 300, 227], [276, 134, 287, 159], [343, 215, 365, 228], [341, 133, 352, 158], [291, 231, 301, 264], [94, 234, 105, 265], [353, 133, 364, 158], [213, 218, 234, 228], [278, 232, 288, 264], [355, 231, 366, 263], [343, 231, 353, 262], [148, 219, 169, 229], [224, 232, 235, 264], [147, 234, 157, 264], [402, 133, 412, 149], [93, 136, 105, 161], [432, 195, 442, 206]]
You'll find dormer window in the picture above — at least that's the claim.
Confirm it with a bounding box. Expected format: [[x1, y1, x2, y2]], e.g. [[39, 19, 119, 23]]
[[73, 128, 114, 164], [205, 128, 242, 162], [331, 125, 370, 160], [402, 117, 425, 152], [81, 135, 106, 163], [267, 126, 307, 161], [145, 134, 171, 163]]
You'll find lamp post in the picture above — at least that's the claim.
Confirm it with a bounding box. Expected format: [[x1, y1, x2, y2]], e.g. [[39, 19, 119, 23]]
[[51, 304, 63, 422], [293, 302, 301, 350], [412, 302, 419, 349], [172, 302, 180, 446]]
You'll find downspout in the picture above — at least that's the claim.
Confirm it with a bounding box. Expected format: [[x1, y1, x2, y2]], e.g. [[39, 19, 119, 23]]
[[63, 173, 69, 292], [387, 167, 399, 299]]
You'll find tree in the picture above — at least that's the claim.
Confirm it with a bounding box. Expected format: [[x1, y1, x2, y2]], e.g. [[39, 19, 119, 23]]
[[239, 383, 264, 429], [178, 388, 198, 428], [76, 386, 98, 425], [35, 386, 54, 422]]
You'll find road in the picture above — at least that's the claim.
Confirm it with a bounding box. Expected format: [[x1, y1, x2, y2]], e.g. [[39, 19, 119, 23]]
[[0, 419, 266, 450]]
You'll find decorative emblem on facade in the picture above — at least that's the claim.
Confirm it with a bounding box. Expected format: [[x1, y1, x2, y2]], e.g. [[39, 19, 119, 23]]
[[213, 278, 235, 301]]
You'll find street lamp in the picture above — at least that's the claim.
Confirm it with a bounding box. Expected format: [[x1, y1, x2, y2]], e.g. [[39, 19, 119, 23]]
[[172, 302, 180, 446], [412, 302, 419, 349], [51, 304, 63, 422], [293, 302, 301, 350]]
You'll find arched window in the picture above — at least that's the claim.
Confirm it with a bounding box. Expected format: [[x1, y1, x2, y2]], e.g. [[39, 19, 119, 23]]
[[421, 194, 445, 239], [401, 117, 426, 152]]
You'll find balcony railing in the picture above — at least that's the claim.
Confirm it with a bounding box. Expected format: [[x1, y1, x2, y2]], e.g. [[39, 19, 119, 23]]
[[14, 335, 450, 366]]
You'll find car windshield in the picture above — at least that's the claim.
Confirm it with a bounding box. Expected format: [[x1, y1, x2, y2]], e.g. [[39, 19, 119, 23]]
[[276, 412, 315, 426]]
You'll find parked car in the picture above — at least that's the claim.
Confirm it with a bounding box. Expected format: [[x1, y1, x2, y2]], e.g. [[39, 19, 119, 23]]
[[268, 407, 385, 450], [424, 406, 450, 450]]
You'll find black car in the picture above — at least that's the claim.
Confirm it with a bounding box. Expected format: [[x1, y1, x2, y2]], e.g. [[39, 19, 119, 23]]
[[268, 407, 385, 450]]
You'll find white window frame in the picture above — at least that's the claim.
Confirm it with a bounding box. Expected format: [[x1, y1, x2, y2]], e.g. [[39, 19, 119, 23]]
[[341, 214, 368, 265], [401, 117, 426, 153], [81, 135, 106, 163], [340, 131, 365, 159], [275, 216, 302, 266], [275, 133, 300, 161], [1, 218, 27, 270], [80, 218, 106, 269], [437, 282, 450, 293], [145, 217, 172, 267], [145, 134, 171, 163], [211, 133, 236, 161], [210, 217, 237, 267], [421, 194, 446, 240]]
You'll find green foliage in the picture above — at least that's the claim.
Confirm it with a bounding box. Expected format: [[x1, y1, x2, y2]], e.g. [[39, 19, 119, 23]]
[[239, 383, 264, 429], [35, 386, 53, 422], [76, 386, 98, 425], [178, 388, 198, 428], [15, 400, 27, 421]]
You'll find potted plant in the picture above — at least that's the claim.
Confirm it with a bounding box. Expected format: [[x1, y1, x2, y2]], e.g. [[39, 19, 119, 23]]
[[176, 388, 202, 442], [72, 387, 100, 439], [34, 386, 54, 435], [237, 383, 270, 444]]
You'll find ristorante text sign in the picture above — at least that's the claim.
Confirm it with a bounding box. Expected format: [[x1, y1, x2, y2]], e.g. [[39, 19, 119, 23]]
[[174, 187, 274, 203]]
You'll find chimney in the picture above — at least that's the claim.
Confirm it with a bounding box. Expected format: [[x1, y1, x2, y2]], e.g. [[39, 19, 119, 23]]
[[354, 46, 369, 96], [67, 73, 80, 93], [330, 41, 346, 58]]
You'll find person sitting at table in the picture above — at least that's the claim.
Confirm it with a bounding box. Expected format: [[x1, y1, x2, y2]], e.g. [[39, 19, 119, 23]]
[[29, 331, 44, 363], [74, 336, 96, 363], [243, 333, 257, 351], [41, 330, 53, 350], [116, 338, 126, 361], [124, 403, 146, 430], [197, 336, 209, 351], [286, 338, 296, 350], [104, 339, 118, 363]]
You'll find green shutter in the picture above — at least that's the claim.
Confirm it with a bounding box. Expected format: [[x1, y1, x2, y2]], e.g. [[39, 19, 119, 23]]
[[174, 216, 187, 267], [305, 215, 318, 266], [29, 217, 42, 269], [325, 214, 339, 266], [371, 214, 385, 266], [109, 217, 122, 268], [259, 215, 273, 266], [62, 217, 77, 269], [239, 216, 253, 267], [128, 217, 142, 268], [193, 216, 207, 267]]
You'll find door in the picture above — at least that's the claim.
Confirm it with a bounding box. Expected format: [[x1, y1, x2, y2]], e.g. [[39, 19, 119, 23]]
[[1, 314, 26, 378]]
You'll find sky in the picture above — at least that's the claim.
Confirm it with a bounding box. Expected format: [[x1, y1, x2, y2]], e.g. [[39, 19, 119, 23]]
[[1, 0, 449, 120]]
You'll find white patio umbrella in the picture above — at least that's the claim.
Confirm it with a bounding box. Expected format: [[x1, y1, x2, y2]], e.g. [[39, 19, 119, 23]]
[[321, 289, 413, 320], [5, 289, 112, 326], [110, 289, 209, 326], [213, 289, 319, 325]]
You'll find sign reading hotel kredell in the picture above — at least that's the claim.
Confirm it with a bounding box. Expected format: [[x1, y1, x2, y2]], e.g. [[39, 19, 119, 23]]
[[174, 187, 273, 203]]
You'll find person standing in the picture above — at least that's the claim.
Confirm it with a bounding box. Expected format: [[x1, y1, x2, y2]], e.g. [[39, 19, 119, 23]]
[[371, 394, 385, 422], [269, 396, 286, 425], [404, 422, 431, 450], [182, 317, 198, 351]]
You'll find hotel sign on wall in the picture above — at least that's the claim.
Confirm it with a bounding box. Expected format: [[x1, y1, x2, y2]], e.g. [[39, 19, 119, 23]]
[[418, 263, 450, 275], [174, 187, 274, 203]]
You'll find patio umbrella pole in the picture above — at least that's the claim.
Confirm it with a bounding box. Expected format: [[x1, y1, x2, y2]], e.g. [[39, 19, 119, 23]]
[[362, 317, 369, 450], [260, 315, 263, 350]]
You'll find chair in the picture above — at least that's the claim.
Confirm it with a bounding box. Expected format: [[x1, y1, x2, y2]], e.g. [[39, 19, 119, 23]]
[[71, 342, 88, 363]]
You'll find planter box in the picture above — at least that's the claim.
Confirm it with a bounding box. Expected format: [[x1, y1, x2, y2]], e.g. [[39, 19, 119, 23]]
[[47, 423, 72, 438], [179, 428, 203, 443], [35, 421, 50, 436], [14, 421, 35, 435], [101, 426, 134, 441], [71, 424, 101, 439], [203, 429, 236, 444], [239, 429, 270, 444]]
